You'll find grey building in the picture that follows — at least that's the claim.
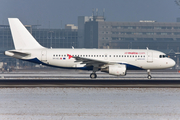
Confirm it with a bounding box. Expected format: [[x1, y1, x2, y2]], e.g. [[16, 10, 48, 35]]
[[32, 28, 78, 48], [81, 16, 180, 52], [78, 16, 93, 48], [78, 15, 180, 68]]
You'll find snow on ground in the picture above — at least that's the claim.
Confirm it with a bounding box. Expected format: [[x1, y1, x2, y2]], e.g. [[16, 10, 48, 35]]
[[0, 88, 180, 120]]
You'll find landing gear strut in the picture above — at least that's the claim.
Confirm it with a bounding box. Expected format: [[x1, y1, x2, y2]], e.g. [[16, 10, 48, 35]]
[[147, 69, 152, 79]]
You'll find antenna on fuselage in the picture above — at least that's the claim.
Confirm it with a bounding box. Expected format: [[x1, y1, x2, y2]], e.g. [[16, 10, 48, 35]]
[[146, 47, 149, 50], [72, 46, 74, 49]]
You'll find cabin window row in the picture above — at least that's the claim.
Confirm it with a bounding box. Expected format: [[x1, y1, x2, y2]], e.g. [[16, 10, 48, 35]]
[[53, 54, 145, 58]]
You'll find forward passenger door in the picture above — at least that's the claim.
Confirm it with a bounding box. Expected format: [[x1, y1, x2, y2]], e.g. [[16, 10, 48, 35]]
[[147, 52, 153, 63]]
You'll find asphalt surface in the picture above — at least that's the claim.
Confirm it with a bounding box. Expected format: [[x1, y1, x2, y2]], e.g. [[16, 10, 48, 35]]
[[0, 69, 180, 87], [1, 79, 180, 88]]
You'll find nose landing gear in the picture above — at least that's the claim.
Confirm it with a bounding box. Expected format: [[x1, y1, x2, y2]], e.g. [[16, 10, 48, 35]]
[[147, 69, 152, 79]]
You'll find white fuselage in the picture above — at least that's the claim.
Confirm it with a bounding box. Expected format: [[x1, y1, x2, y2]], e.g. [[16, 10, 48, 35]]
[[6, 48, 175, 70], [5, 18, 176, 78]]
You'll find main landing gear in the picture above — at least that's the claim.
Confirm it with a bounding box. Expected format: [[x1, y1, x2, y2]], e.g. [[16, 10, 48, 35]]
[[147, 69, 152, 79], [90, 72, 97, 78], [90, 65, 98, 79]]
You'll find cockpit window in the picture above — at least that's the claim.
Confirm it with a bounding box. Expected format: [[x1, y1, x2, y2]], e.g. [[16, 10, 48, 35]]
[[159, 55, 168, 58]]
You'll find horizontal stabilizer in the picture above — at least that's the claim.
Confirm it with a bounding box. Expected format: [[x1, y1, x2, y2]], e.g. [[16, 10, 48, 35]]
[[5, 50, 31, 58]]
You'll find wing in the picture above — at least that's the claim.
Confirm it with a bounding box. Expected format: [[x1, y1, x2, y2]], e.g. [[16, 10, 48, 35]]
[[67, 54, 126, 70], [73, 56, 109, 67]]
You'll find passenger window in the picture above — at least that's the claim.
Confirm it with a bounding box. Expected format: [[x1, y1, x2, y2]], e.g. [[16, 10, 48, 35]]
[[94, 55, 96, 57], [102, 55, 104, 57], [109, 55, 111, 57], [91, 55, 93, 57], [119, 55, 121, 57], [124, 55, 126, 57], [99, 55, 101, 57]]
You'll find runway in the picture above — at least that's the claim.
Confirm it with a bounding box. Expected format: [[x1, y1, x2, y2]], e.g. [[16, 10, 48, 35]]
[[0, 69, 180, 87], [1, 79, 180, 88]]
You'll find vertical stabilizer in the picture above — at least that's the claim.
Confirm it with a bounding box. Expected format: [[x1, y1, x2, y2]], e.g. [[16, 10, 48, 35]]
[[8, 18, 44, 50]]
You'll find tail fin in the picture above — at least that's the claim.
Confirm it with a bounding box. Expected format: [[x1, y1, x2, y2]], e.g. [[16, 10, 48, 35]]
[[8, 18, 44, 50]]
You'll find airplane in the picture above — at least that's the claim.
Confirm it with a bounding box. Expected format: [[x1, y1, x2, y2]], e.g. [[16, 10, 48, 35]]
[[5, 18, 176, 79]]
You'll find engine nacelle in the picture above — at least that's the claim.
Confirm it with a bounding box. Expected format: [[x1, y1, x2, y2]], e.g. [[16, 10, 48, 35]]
[[101, 64, 126, 76]]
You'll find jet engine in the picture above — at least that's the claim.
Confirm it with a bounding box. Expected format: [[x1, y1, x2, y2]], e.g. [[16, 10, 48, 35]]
[[101, 64, 126, 76]]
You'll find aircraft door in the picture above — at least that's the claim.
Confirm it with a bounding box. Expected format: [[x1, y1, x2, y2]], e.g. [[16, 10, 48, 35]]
[[147, 52, 153, 62], [41, 50, 47, 63]]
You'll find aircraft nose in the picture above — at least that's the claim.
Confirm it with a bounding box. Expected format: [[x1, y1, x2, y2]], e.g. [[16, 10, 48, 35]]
[[168, 59, 176, 67]]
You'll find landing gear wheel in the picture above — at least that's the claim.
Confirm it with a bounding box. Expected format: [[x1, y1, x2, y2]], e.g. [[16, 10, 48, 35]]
[[90, 73, 97, 78], [147, 75, 152, 79]]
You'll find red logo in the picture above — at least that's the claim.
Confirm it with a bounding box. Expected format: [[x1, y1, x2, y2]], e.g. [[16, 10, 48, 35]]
[[67, 54, 73, 59]]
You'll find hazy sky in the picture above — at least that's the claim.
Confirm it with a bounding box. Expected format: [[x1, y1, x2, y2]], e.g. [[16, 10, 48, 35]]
[[0, 0, 179, 28]]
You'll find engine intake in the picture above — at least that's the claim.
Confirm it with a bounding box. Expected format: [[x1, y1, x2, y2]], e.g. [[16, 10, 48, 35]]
[[101, 64, 126, 76]]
